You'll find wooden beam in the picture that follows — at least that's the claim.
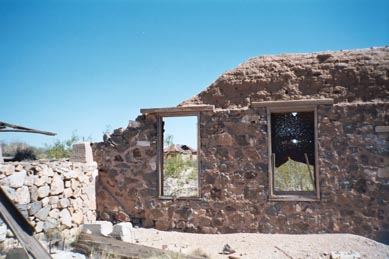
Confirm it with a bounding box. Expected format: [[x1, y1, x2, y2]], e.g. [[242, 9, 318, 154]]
[[140, 105, 215, 115], [0, 187, 52, 259], [0, 121, 56, 136], [251, 99, 334, 108], [74, 232, 204, 259]]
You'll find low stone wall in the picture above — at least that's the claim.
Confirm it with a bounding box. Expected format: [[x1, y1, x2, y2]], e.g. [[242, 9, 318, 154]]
[[0, 160, 97, 250]]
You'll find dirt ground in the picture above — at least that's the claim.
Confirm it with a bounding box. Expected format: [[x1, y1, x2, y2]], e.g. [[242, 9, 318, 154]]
[[133, 228, 389, 259]]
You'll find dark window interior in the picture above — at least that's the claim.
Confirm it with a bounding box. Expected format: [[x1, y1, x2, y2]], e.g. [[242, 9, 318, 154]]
[[271, 111, 315, 192]]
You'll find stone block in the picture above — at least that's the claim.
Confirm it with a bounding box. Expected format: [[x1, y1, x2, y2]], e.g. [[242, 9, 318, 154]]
[[37, 185, 50, 198], [34, 175, 48, 187], [377, 168, 389, 178], [128, 120, 141, 128], [35, 221, 44, 233], [155, 220, 171, 231], [29, 201, 42, 216], [43, 217, 58, 231], [49, 209, 60, 219], [35, 205, 51, 221], [0, 164, 14, 176], [136, 141, 150, 147], [72, 210, 84, 225], [111, 222, 134, 243], [58, 198, 70, 208], [7, 170, 26, 188], [60, 209, 72, 228], [70, 142, 94, 163], [63, 188, 73, 198], [86, 210, 96, 223], [23, 174, 34, 186], [82, 221, 113, 236], [41, 197, 49, 206], [117, 210, 130, 222], [50, 174, 64, 195], [49, 196, 59, 205], [216, 132, 233, 146], [142, 218, 155, 228], [375, 126, 389, 133], [15, 186, 30, 205]]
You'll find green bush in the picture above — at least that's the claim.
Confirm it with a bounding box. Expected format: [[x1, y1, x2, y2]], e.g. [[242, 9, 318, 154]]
[[45, 133, 79, 159]]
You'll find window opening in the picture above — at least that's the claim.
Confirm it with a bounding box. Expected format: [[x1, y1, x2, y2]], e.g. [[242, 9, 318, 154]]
[[160, 116, 199, 198], [270, 111, 316, 195]]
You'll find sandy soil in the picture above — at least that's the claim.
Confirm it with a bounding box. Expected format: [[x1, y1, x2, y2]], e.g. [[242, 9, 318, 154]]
[[132, 228, 389, 259]]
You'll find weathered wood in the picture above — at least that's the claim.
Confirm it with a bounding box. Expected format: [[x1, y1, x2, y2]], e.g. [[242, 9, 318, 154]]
[[251, 98, 334, 108], [140, 105, 215, 115], [0, 121, 56, 136], [274, 246, 293, 259], [0, 187, 52, 259], [74, 232, 204, 259]]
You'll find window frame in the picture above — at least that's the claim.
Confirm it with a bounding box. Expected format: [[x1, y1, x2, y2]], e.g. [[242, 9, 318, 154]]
[[157, 112, 201, 200], [267, 105, 320, 201]]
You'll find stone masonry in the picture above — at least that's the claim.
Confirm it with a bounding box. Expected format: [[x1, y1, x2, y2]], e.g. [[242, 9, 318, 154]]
[[0, 160, 97, 251], [92, 47, 389, 244]]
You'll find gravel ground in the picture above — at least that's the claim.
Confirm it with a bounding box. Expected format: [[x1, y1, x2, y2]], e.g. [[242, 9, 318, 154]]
[[133, 228, 389, 259]]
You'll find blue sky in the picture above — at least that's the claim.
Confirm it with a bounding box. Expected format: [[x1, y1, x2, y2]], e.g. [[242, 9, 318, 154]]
[[0, 0, 388, 148]]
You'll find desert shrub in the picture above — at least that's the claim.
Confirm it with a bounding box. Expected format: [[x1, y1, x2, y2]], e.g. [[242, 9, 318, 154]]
[[13, 147, 37, 161], [45, 132, 79, 159], [190, 248, 210, 258], [1, 142, 44, 161], [164, 154, 187, 178]]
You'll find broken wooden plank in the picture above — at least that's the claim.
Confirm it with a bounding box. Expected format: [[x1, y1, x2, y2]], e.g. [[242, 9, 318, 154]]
[[0, 187, 52, 259], [0, 121, 56, 136], [74, 232, 204, 259], [275, 246, 294, 259], [140, 105, 215, 115], [251, 98, 334, 108]]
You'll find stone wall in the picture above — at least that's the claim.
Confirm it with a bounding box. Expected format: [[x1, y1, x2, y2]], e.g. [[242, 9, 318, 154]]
[[92, 48, 388, 244], [92, 102, 388, 243], [0, 160, 97, 250]]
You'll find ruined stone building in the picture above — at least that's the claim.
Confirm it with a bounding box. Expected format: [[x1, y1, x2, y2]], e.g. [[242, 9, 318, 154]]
[[93, 47, 389, 244]]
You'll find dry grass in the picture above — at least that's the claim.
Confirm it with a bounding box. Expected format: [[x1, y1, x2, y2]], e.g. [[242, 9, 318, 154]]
[[190, 248, 211, 258]]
